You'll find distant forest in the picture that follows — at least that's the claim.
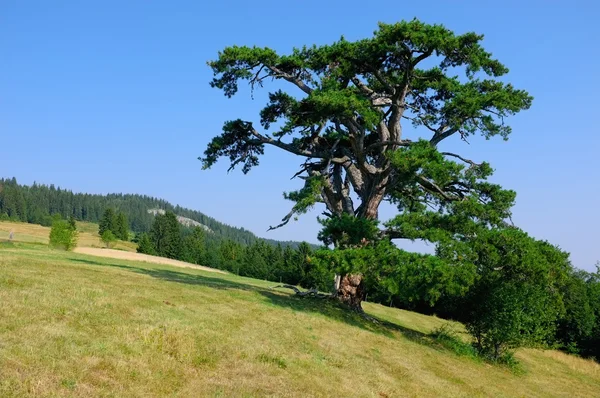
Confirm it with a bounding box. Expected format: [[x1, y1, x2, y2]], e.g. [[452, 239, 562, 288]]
[[0, 177, 313, 248]]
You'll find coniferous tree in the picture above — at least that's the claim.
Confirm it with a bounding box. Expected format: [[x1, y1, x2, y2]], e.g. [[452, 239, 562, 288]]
[[136, 232, 156, 255], [68, 216, 77, 231], [0, 177, 315, 249], [200, 19, 532, 309], [115, 212, 129, 240], [150, 211, 183, 259], [99, 208, 116, 236], [181, 227, 206, 265], [219, 239, 242, 273]]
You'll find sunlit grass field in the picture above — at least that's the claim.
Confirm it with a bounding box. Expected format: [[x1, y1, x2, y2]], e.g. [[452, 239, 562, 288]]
[[0, 222, 599, 397], [0, 220, 136, 252]]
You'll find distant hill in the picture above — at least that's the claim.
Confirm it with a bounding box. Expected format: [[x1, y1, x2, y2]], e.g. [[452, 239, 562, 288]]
[[147, 208, 213, 233], [0, 177, 317, 249]]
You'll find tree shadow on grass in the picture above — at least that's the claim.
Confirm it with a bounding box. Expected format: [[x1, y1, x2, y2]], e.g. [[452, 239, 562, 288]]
[[70, 257, 258, 292], [69, 257, 456, 351]]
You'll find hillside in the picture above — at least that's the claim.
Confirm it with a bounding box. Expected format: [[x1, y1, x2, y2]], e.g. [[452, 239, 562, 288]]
[[148, 208, 213, 233], [1, 242, 599, 397], [0, 220, 137, 252], [0, 177, 315, 249]]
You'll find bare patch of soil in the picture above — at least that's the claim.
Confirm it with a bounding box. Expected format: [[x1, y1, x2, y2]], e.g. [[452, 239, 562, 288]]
[[73, 247, 226, 274]]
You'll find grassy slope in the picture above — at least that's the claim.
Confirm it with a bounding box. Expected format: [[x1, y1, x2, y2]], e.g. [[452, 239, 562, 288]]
[[0, 221, 137, 252], [1, 221, 599, 396], [1, 244, 599, 397]]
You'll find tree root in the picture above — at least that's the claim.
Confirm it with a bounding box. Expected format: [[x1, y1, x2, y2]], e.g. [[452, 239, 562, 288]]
[[270, 285, 379, 324], [359, 312, 380, 324], [270, 285, 333, 299]]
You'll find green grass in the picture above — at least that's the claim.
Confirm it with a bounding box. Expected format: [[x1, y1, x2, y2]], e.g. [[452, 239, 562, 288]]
[[1, 244, 599, 397]]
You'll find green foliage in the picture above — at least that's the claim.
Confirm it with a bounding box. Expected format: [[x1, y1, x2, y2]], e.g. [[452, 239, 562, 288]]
[[136, 233, 156, 256], [317, 214, 379, 248], [99, 208, 117, 236], [455, 229, 568, 360], [101, 230, 117, 248], [552, 265, 600, 360], [204, 20, 531, 160], [584, 266, 600, 359], [385, 140, 516, 234], [218, 239, 243, 273], [556, 269, 596, 354], [68, 216, 77, 231], [100, 209, 129, 241], [115, 212, 129, 241], [181, 227, 206, 265], [49, 217, 78, 251], [315, 239, 476, 306], [0, 178, 27, 222], [0, 177, 311, 249], [200, 19, 531, 234], [150, 211, 183, 260]]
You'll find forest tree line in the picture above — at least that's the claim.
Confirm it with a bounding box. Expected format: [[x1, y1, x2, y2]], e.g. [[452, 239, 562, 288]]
[[136, 211, 325, 287], [0, 177, 310, 248]]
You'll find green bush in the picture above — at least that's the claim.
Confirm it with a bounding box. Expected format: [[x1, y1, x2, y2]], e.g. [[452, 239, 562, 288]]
[[459, 228, 567, 360], [101, 230, 116, 248], [49, 218, 78, 251]]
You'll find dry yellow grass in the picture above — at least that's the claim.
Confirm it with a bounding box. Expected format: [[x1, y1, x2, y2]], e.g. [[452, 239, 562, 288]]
[[73, 247, 226, 274], [1, 243, 599, 397], [0, 220, 137, 252], [0, 221, 51, 244]]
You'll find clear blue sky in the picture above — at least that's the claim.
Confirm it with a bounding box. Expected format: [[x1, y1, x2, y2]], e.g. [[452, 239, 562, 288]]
[[2, 1, 599, 270]]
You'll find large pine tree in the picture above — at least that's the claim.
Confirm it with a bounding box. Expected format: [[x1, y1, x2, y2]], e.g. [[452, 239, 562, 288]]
[[200, 19, 532, 309]]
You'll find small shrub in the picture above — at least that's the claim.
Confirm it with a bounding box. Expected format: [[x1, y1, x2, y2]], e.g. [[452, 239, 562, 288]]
[[101, 230, 116, 248], [49, 218, 78, 251]]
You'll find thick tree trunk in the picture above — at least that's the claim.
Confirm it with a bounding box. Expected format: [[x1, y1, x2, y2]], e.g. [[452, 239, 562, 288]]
[[329, 173, 386, 312], [334, 273, 365, 312], [357, 174, 388, 219]]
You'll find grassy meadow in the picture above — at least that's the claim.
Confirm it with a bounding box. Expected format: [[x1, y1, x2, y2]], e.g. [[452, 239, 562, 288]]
[[0, 220, 137, 252], [0, 222, 599, 397]]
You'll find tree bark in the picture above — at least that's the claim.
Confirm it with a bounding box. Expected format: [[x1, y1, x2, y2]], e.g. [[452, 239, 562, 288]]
[[334, 273, 365, 312]]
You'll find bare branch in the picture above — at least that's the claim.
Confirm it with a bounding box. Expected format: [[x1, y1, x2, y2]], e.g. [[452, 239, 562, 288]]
[[441, 152, 481, 167], [351, 77, 374, 96], [411, 49, 433, 67], [430, 127, 458, 146], [365, 139, 412, 153], [267, 208, 295, 231], [247, 125, 328, 159], [350, 77, 393, 108], [371, 69, 395, 94], [266, 65, 313, 95], [417, 176, 461, 202], [270, 285, 333, 298], [379, 228, 410, 240], [290, 166, 309, 180]]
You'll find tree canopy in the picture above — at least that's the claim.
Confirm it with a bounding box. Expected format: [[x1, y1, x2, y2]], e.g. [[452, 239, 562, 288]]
[[201, 19, 532, 241]]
